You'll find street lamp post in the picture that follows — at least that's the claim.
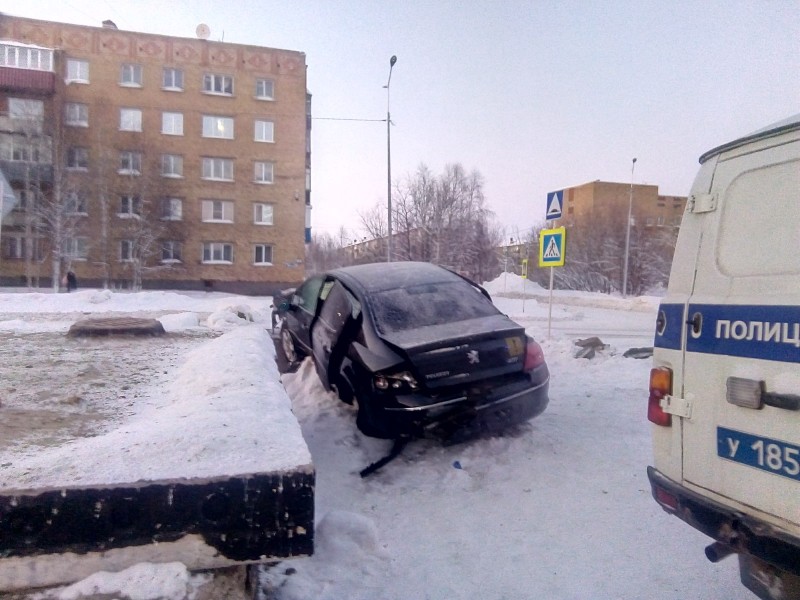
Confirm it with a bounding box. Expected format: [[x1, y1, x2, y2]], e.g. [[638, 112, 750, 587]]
[[385, 55, 397, 262], [621, 157, 637, 298]]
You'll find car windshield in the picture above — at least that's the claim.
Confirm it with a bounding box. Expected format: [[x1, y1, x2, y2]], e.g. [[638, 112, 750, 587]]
[[369, 281, 499, 333]]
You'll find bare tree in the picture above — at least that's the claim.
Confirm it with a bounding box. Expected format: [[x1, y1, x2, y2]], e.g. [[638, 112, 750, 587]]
[[306, 230, 349, 274], [530, 206, 679, 295], [366, 162, 501, 278]]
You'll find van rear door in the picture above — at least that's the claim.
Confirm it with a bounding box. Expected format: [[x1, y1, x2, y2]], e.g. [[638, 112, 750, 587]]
[[680, 132, 800, 528]]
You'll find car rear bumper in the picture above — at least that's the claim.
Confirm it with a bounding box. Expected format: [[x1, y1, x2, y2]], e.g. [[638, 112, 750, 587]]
[[648, 466, 800, 599], [384, 366, 550, 442]]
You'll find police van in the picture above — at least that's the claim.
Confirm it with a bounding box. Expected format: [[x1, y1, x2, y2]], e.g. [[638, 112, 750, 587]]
[[648, 114, 800, 600]]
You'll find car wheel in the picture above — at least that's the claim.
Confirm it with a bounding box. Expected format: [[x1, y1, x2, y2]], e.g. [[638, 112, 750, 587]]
[[332, 374, 355, 405], [281, 326, 300, 363], [354, 393, 393, 439]]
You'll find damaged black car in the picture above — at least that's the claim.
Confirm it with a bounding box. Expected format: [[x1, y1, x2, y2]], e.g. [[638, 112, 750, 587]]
[[278, 262, 550, 442]]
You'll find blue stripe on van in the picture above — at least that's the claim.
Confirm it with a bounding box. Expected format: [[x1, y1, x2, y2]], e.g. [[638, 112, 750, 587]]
[[686, 304, 800, 363], [653, 303, 684, 350]]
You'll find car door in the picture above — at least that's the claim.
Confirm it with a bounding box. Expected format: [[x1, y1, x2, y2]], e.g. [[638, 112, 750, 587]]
[[680, 135, 800, 528], [284, 275, 325, 354], [311, 279, 361, 391]]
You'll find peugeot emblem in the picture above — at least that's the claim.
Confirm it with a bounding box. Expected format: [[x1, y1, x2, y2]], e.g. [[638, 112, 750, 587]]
[[467, 350, 480, 364]]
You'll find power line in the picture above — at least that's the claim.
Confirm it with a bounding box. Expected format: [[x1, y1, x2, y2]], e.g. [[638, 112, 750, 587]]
[[312, 117, 385, 122]]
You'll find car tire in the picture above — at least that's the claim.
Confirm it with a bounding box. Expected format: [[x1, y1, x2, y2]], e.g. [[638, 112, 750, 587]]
[[280, 326, 302, 364], [332, 374, 355, 405], [352, 382, 395, 439]]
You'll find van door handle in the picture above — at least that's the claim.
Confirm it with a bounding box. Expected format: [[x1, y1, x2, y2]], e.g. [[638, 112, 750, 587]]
[[686, 312, 702, 335]]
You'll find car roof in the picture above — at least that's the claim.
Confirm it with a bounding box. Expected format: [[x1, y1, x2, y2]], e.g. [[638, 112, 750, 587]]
[[328, 261, 464, 293], [699, 113, 800, 164]]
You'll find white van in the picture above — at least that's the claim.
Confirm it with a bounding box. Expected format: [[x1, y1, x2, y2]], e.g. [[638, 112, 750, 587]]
[[649, 114, 800, 600]]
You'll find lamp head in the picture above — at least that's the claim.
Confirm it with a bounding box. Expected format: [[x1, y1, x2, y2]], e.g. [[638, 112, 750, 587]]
[[390, 55, 397, 67]]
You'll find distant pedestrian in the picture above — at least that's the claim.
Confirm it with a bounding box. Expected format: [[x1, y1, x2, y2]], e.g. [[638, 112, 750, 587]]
[[66, 271, 77, 292]]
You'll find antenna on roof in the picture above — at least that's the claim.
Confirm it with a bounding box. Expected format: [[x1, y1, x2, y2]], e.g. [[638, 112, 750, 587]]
[[195, 23, 210, 40]]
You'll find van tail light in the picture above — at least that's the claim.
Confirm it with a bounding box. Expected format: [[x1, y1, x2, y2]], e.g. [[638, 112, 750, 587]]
[[648, 367, 673, 426], [653, 485, 679, 512], [523, 338, 545, 372]]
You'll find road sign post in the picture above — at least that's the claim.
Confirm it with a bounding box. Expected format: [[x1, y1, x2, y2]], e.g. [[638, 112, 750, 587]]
[[538, 226, 566, 338]]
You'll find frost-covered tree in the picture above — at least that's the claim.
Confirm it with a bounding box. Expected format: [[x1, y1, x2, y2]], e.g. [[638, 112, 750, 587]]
[[364, 162, 501, 279]]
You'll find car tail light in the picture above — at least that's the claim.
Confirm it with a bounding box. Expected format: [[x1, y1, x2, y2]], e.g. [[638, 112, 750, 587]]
[[523, 338, 545, 372], [375, 371, 419, 392], [648, 367, 672, 426]]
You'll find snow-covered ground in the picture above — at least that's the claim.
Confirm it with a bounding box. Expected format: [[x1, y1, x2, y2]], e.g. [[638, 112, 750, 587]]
[[0, 276, 752, 599]]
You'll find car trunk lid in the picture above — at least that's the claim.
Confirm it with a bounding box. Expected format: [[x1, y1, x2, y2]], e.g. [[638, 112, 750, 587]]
[[379, 314, 527, 388]]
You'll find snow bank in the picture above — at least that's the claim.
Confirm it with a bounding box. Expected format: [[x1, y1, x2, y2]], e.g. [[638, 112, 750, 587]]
[[1, 324, 311, 489]]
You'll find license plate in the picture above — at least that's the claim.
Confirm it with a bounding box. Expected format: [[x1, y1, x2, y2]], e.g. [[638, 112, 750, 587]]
[[718, 427, 800, 482]]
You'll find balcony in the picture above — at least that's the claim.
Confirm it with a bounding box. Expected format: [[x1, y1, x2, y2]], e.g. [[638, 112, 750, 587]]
[[0, 66, 56, 95], [0, 159, 53, 184]]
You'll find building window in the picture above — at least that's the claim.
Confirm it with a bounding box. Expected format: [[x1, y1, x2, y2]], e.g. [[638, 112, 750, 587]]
[[161, 154, 183, 177], [254, 161, 274, 184], [255, 78, 274, 100], [65, 191, 88, 215], [254, 120, 274, 143], [201, 199, 233, 222], [254, 244, 273, 265], [14, 190, 33, 211], [161, 197, 182, 220], [162, 67, 184, 91], [10, 141, 40, 162], [120, 240, 135, 261], [120, 108, 142, 132], [119, 151, 142, 175], [201, 157, 233, 181], [65, 237, 88, 260], [6, 235, 43, 260], [162, 240, 182, 262], [65, 103, 88, 127], [202, 242, 233, 263], [119, 195, 142, 217], [120, 63, 143, 87], [66, 58, 89, 83], [66, 147, 88, 170], [202, 73, 233, 96], [202, 115, 234, 139], [0, 44, 53, 71], [10, 141, 47, 164], [9, 98, 43, 120], [4, 235, 24, 259], [162, 112, 183, 135], [254, 203, 273, 225]]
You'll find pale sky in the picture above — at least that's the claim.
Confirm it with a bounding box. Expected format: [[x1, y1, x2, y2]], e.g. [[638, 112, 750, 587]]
[[1, 0, 797, 242]]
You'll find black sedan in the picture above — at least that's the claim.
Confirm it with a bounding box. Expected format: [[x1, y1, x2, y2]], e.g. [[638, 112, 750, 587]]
[[277, 262, 550, 441]]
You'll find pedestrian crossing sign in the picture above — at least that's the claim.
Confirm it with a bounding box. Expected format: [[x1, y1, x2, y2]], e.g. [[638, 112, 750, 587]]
[[539, 226, 566, 267]]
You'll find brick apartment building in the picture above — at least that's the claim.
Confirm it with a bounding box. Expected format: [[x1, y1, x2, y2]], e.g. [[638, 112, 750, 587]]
[[553, 180, 686, 229], [0, 14, 310, 294]]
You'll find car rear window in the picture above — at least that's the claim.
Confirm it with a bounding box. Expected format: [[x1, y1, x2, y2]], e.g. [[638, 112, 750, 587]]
[[369, 281, 499, 333]]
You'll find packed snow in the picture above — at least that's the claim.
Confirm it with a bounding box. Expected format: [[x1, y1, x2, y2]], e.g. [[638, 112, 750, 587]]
[[0, 276, 751, 599]]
